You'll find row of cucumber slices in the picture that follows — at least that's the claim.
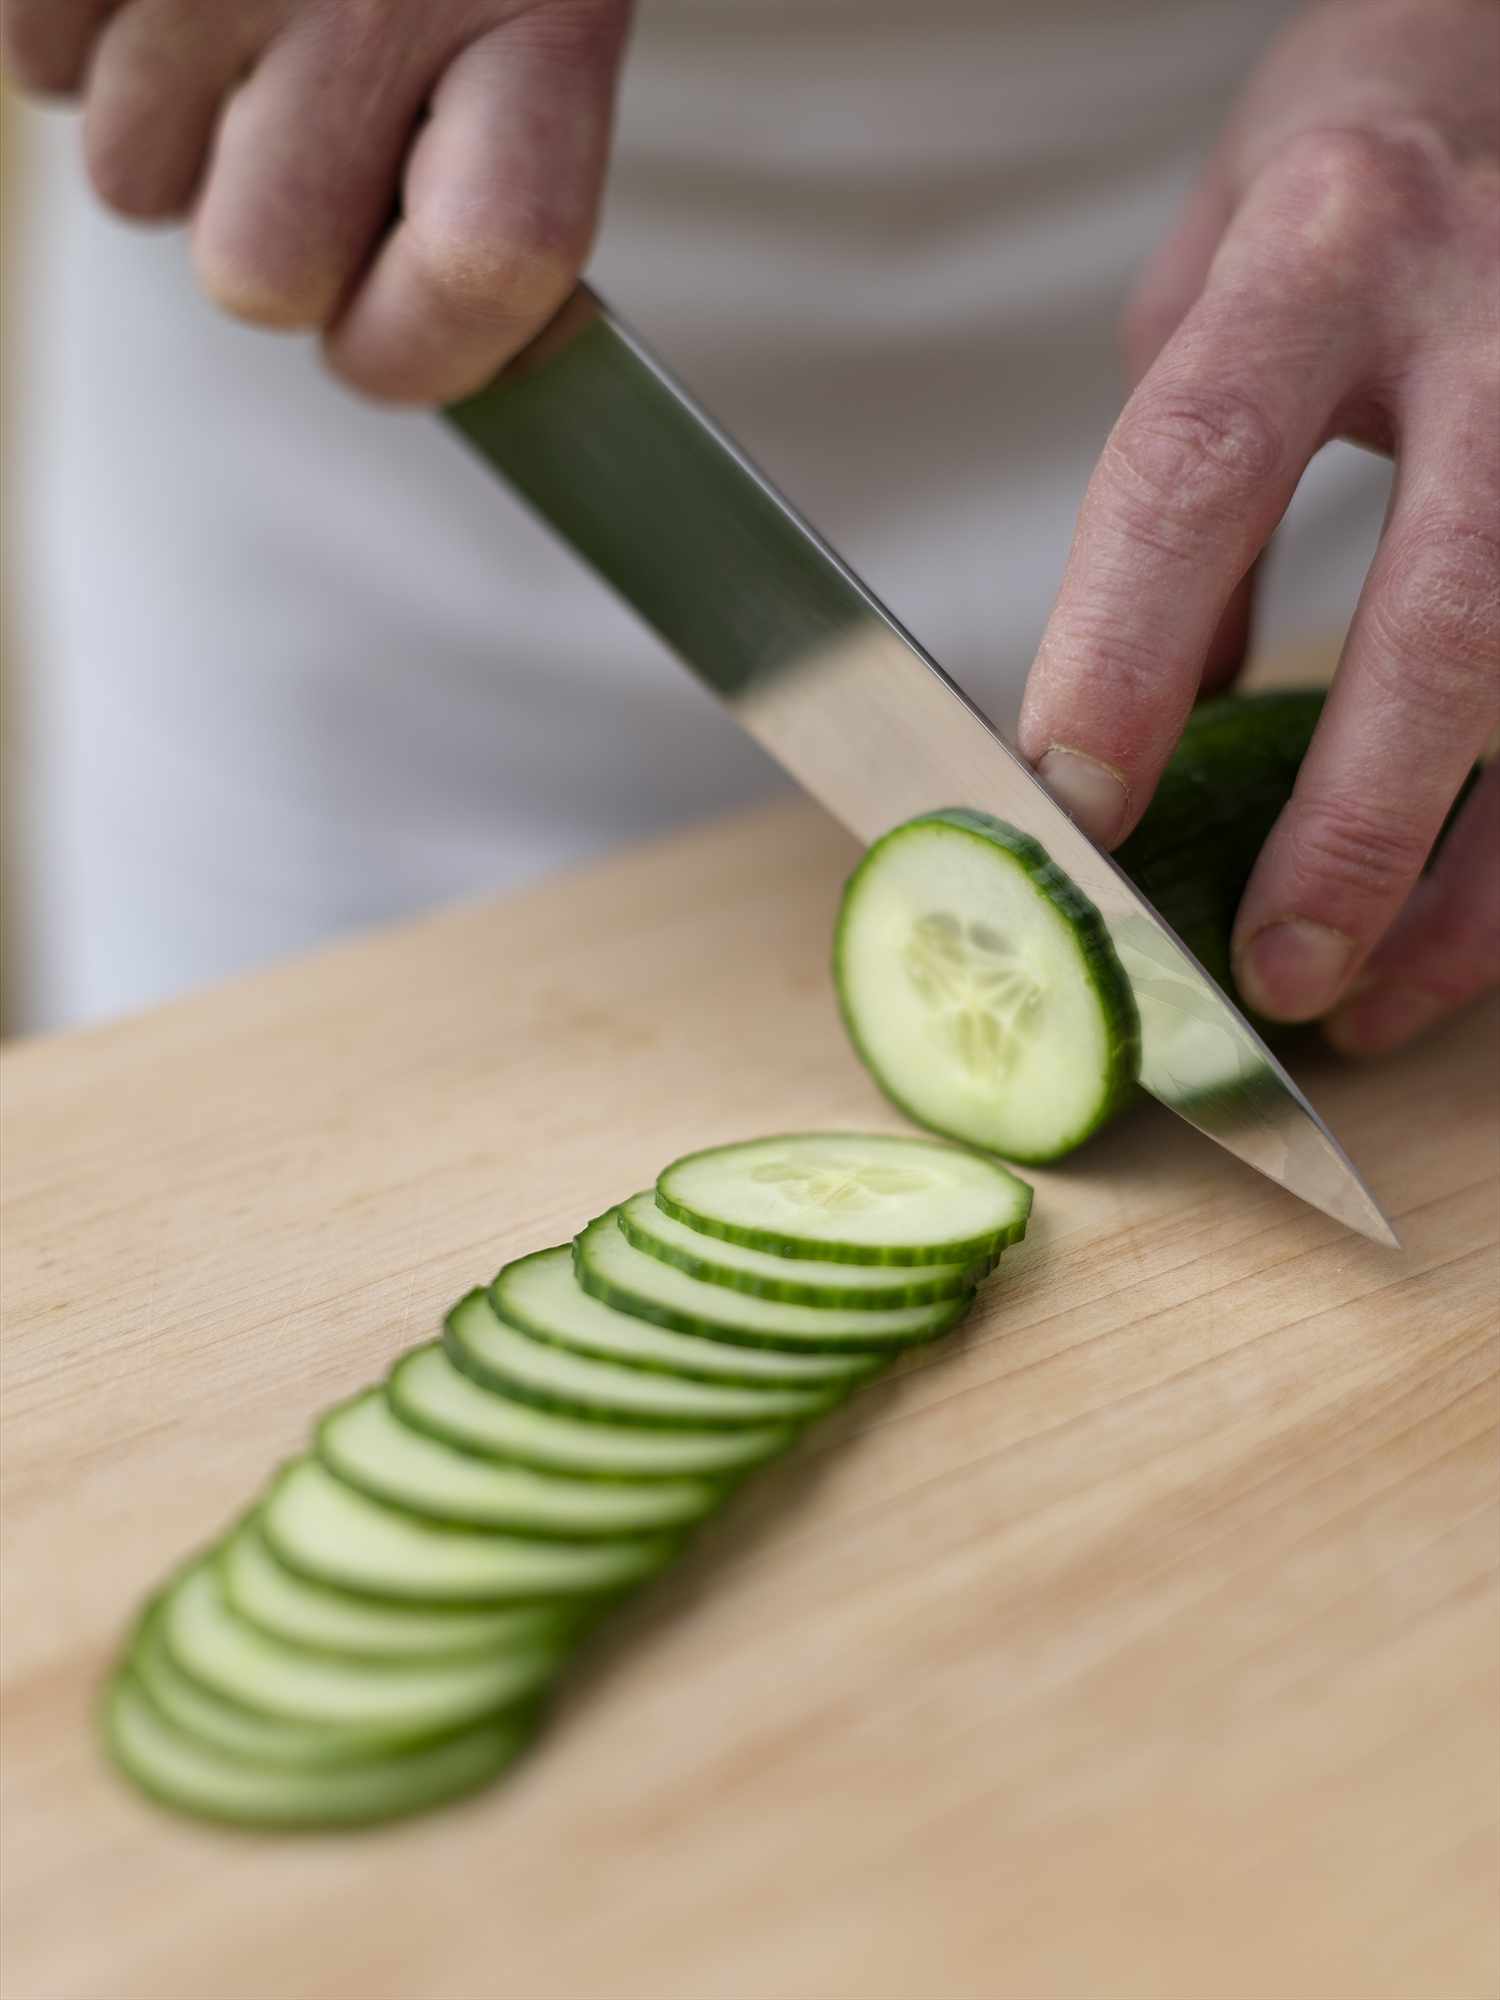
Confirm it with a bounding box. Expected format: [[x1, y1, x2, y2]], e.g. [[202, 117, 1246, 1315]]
[[108, 1133, 1032, 1826]]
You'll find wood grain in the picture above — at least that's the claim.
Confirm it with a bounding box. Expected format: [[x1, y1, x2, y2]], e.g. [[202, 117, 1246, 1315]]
[[2, 796, 1495, 2000]]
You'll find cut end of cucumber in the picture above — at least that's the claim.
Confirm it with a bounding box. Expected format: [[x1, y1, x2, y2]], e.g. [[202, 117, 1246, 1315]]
[[834, 811, 1138, 1163]]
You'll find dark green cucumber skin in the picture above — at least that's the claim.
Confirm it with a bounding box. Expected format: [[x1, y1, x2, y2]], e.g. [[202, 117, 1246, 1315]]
[[619, 1206, 994, 1305], [129, 1594, 505, 1763], [103, 1670, 540, 1830], [1115, 687, 1479, 1024], [1113, 691, 1323, 1023], [572, 1225, 972, 1354], [450, 1289, 837, 1430], [835, 810, 1142, 1162], [387, 1345, 794, 1484]]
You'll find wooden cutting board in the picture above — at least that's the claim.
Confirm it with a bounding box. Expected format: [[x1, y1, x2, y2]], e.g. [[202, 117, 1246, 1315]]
[[2, 796, 1495, 2000]]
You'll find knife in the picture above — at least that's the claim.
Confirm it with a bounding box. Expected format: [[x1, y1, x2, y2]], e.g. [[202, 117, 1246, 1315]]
[[445, 285, 1400, 1248]]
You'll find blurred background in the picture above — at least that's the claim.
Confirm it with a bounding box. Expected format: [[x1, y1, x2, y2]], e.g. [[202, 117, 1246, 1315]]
[[0, 3, 1396, 1041]]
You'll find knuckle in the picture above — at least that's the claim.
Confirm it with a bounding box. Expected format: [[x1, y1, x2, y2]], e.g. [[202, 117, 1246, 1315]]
[[311, 0, 412, 72], [1369, 516, 1500, 710], [1103, 387, 1284, 557], [518, 0, 634, 63], [1287, 797, 1428, 921], [1281, 126, 1424, 212], [407, 224, 578, 327], [1267, 126, 1444, 266], [196, 244, 333, 329], [0, 3, 79, 91], [1028, 619, 1194, 781], [1247, 122, 1500, 311]]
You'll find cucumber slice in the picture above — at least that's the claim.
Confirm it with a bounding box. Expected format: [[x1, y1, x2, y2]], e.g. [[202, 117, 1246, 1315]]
[[657, 1133, 1032, 1265], [158, 1562, 561, 1744], [106, 1671, 532, 1827], [492, 1248, 873, 1385], [450, 1287, 839, 1428], [834, 813, 1138, 1162], [618, 1189, 987, 1306], [263, 1457, 677, 1604], [134, 1596, 527, 1766], [221, 1518, 580, 1659], [318, 1390, 721, 1536], [391, 1343, 794, 1481], [576, 1210, 972, 1351]]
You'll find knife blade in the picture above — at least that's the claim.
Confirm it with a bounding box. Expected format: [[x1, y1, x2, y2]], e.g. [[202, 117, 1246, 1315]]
[[445, 286, 1400, 1248]]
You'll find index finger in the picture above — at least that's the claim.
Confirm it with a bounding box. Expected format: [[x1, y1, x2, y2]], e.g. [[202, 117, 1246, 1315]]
[[1016, 139, 1384, 846], [324, 0, 630, 403]]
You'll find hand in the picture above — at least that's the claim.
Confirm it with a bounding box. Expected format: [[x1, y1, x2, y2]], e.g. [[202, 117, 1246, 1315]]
[[1, 0, 632, 402], [1017, 0, 1498, 1057]]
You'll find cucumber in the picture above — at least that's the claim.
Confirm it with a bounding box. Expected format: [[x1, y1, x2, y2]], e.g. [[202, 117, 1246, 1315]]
[[106, 1670, 532, 1827], [656, 1133, 1032, 1265], [318, 1390, 721, 1536], [262, 1457, 678, 1604], [830, 695, 1408, 1162], [154, 1563, 559, 1749], [492, 1247, 875, 1386], [618, 1189, 988, 1306], [390, 1343, 794, 1481], [835, 812, 1139, 1162], [576, 1209, 973, 1351], [452, 1285, 841, 1427], [221, 1518, 582, 1659], [1113, 690, 1323, 1011]]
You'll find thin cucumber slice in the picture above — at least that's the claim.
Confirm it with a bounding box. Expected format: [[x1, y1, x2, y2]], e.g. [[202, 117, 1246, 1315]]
[[221, 1518, 580, 1659], [835, 813, 1139, 1162], [576, 1211, 971, 1352], [106, 1670, 531, 1828], [159, 1561, 562, 1744], [657, 1133, 1032, 1266], [450, 1287, 838, 1428], [391, 1343, 793, 1481], [318, 1390, 721, 1536], [134, 1598, 521, 1766], [492, 1248, 873, 1385], [618, 1189, 987, 1306], [263, 1457, 677, 1604]]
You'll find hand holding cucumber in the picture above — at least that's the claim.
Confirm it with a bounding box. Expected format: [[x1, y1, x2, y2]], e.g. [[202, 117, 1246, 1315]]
[[1018, 0, 1498, 1060]]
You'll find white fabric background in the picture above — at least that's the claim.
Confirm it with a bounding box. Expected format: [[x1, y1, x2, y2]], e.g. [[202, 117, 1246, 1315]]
[[6, 0, 1394, 1030]]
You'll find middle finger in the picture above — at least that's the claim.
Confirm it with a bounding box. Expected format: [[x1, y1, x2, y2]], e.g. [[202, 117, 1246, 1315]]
[[191, 0, 481, 330]]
